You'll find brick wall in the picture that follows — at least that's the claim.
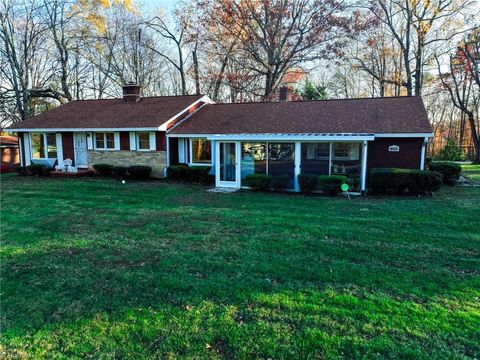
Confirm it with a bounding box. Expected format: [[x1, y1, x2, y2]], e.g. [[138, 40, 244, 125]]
[[88, 150, 167, 177]]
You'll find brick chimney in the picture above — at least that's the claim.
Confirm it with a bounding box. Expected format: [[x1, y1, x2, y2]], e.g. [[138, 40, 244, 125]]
[[122, 83, 141, 103], [279, 85, 292, 102]]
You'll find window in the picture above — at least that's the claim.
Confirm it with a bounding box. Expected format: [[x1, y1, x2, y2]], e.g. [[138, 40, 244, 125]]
[[94, 132, 115, 150], [31, 133, 57, 159], [241, 143, 266, 179], [191, 138, 211, 164], [306, 143, 330, 160], [137, 132, 151, 150], [333, 142, 359, 160]]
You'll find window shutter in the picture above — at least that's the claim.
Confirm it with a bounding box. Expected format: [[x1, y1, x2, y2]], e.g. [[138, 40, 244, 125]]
[[149, 132, 156, 151], [56, 133, 63, 163], [87, 132, 93, 150], [114, 132, 120, 150], [129, 132, 136, 151]]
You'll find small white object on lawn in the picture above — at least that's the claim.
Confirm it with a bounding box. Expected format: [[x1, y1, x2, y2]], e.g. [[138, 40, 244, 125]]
[[122, 180, 126, 184]]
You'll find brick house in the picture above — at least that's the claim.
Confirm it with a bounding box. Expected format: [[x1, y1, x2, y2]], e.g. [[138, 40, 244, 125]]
[[6, 84, 432, 192]]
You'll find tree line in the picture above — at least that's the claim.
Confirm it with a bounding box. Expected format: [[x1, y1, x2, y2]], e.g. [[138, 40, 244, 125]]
[[1, 0, 479, 162]]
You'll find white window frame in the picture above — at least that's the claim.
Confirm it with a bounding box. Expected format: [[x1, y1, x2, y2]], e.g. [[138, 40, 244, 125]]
[[29, 132, 58, 159], [93, 132, 117, 151], [136, 132, 156, 151], [189, 138, 212, 166]]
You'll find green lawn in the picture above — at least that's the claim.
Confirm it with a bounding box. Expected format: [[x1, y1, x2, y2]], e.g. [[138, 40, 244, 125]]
[[1, 174, 479, 359], [462, 164, 480, 182]]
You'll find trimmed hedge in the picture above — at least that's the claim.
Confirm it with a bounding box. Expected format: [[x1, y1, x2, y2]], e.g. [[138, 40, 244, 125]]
[[40, 167, 54, 177], [26, 164, 45, 176], [167, 164, 211, 183], [112, 166, 128, 178], [187, 166, 211, 184], [270, 175, 290, 191], [318, 175, 348, 195], [370, 168, 442, 195], [244, 174, 272, 191], [93, 163, 113, 176], [429, 162, 461, 186], [167, 164, 189, 180], [298, 174, 317, 193], [128, 165, 151, 180]]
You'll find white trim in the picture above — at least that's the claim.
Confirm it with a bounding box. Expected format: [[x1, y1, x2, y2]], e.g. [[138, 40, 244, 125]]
[[361, 141, 368, 193], [56, 133, 63, 164], [420, 137, 428, 170], [294, 141, 301, 192], [168, 133, 433, 140], [375, 133, 433, 138], [169, 134, 376, 141], [6, 127, 159, 132], [160, 95, 214, 131], [129, 132, 136, 150]]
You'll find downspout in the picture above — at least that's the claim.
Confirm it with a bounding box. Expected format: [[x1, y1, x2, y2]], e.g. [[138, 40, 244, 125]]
[[361, 140, 368, 195]]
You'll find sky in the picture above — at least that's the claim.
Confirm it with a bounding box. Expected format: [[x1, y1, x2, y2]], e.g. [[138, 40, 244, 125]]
[[140, 0, 178, 13]]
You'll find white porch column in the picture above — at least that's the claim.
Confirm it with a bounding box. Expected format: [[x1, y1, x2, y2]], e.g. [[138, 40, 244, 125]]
[[166, 135, 170, 167], [56, 133, 64, 164], [294, 141, 301, 192], [361, 140, 368, 194], [420, 137, 428, 170], [24, 133, 31, 166]]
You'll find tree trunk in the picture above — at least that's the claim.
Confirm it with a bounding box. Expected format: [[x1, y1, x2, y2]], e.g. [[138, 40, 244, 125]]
[[192, 43, 200, 95]]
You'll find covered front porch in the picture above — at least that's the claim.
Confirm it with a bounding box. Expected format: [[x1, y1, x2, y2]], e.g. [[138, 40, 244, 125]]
[[168, 134, 373, 193]]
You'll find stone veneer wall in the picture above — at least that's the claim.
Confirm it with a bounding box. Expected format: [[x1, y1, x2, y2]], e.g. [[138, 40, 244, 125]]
[[88, 150, 167, 177]]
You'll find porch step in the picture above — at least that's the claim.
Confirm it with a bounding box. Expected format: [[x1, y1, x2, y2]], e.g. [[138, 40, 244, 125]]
[[207, 187, 240, 193]]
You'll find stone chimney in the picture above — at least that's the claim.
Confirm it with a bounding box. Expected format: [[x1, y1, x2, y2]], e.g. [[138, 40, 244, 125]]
[[122, 83, 141, 103], [279, 85, 292, 102]]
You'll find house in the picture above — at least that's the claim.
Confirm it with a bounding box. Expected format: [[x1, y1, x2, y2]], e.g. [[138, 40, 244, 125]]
[[6, 84, 433, 193], [0, 135, 20, 172]]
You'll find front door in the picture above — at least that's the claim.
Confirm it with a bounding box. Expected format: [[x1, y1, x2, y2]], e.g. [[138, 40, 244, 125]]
[[216, 141, 239, 188], [73, 132, 88, 168]]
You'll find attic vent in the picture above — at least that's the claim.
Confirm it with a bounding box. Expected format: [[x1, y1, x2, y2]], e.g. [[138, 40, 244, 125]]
[[389, 145, 400, 152], [122, 84, 141, 103]]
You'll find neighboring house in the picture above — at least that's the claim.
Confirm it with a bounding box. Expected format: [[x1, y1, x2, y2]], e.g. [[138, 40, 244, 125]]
[[6, 84, 433, 193], [0, 135, 20, 172]]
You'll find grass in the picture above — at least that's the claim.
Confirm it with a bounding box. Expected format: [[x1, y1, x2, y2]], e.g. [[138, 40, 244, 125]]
[[461, 164, 480, 182], [1, 174, 479, 359]]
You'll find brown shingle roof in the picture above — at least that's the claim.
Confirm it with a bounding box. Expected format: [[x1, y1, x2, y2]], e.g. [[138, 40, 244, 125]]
[[8, 95, 203, 130], [170, 96, 432, 135]]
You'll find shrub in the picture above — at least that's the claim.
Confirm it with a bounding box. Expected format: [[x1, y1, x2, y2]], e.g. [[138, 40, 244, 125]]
[[25, 164, 45, 176], [16, 167, 26, 176], [112, 166, 128, 178], [244, 174, 272, 191], [40, 167, 54, 177], [437, 139, 466, 161], [167, 164, 189, 180], [318, 175, 348, 195], [128, 165, 152, 180], [370, 168, 442, 195], [186, 166, 211, 183], [270, 175, 290, 191], [429, 162, 461, 186], [298, 174, 318, 193], [93, 163, 113, 176]]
